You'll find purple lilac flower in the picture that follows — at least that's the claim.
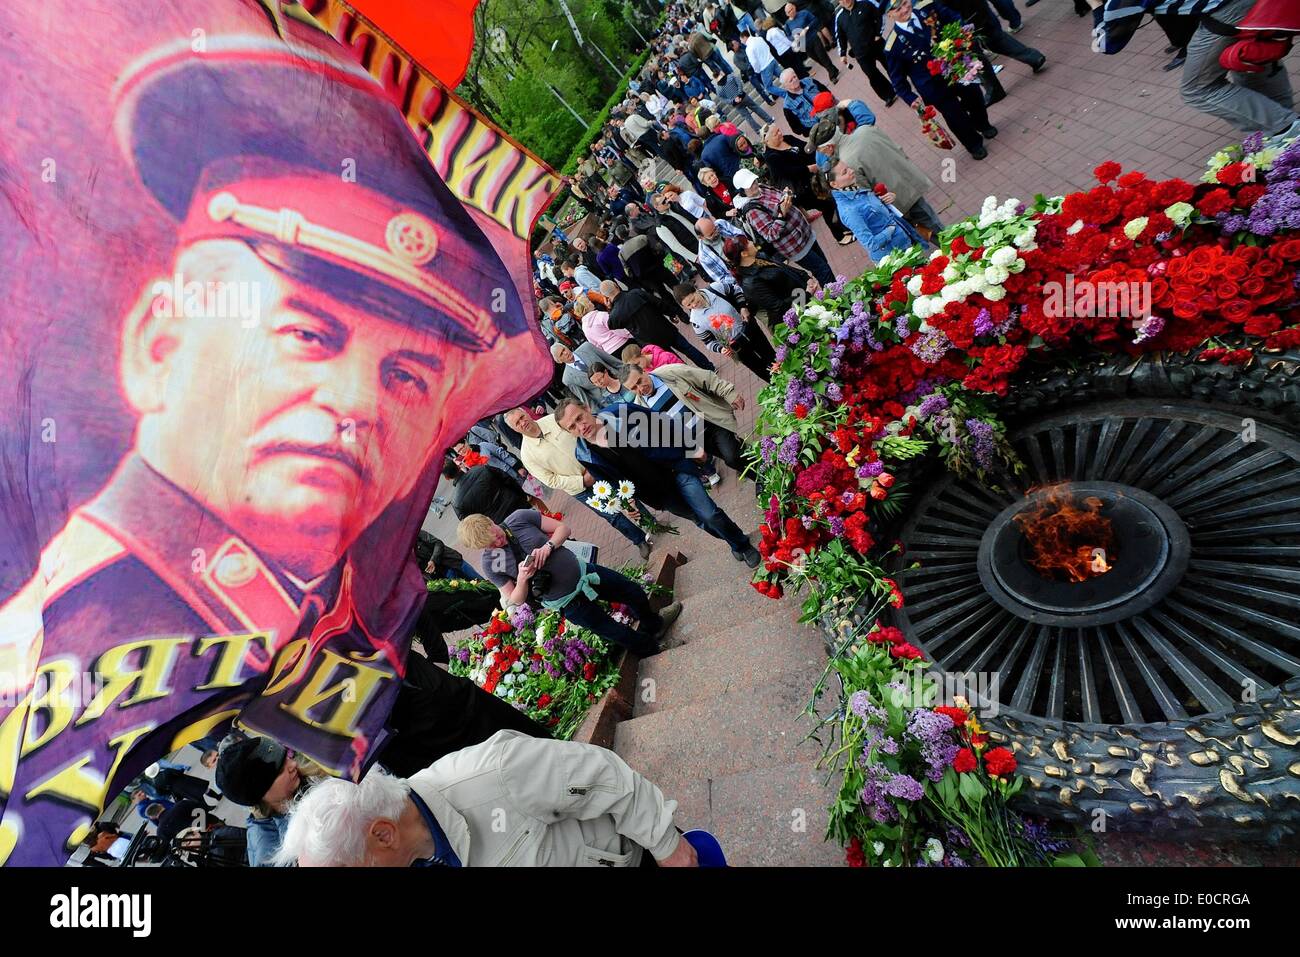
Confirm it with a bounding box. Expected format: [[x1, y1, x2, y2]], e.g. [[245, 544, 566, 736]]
[[804, 367, 819, 383], [849, 689, 876, 718], [909, 330, 951, 365], [829, 360, 842, 377], [829, 515, 846, 537], [826, 383, 843, 402], [777, 433, 801, 466], [544, 662, 560, 678], [1220, 213, 1249, 233], [894, 315, 911, 338], [973, 307, 995, 337], [1021, 817, 1073, 855], [760, 435, 777, 465], [946, 825, 971, 849], [801, 514, 815, 530], [529, 660, 542, 673], [783, 309, 798, 328], [964, 417, 997, 471], [774, 345, 789, 364], [879, 736, 899, 756], [917, 392, 949, 419], [1242, 130, 1264, 153], [834, 324, 851, 341], [883, 772, 925, 801]]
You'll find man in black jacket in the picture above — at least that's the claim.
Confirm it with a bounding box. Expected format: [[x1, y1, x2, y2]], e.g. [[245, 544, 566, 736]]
[[833, 0, 898, 105], [448, 461, 530, 523], [602, 280, 718, 371]]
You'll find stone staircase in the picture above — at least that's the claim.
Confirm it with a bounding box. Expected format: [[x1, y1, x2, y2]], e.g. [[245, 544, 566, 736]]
[[610, 477, 846, 867]]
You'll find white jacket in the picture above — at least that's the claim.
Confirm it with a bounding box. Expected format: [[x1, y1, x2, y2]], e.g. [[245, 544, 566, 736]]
[[407, 731, 681, 866]]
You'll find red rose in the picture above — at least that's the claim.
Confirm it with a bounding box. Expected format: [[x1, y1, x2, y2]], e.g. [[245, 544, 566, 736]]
[[583, 662, 597, 681], [983, 746, 1018, 777], [1220, 299, 1252, 324], [1253, 258, 1281, 278], [953, 749, 978, 773], [1093, 161, 1122, 184]]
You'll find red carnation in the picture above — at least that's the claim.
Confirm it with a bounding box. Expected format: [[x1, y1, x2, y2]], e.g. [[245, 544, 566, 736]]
[[950, 234, 971, 256], [794, 404, 809, 419], [1093, 161, 1122, 184], [583, 662, 597, 681], [846, 837, 867, 867], [934, 705, 968, 727], [889, 642, 924, 660], [953, 748, 978, 773], [537, 694, 552, 708], [1215, 161, 1249, 186], [983, 746, 1017, 777], [1196, 188, 1234, 218], [867, 624, 905, 645]]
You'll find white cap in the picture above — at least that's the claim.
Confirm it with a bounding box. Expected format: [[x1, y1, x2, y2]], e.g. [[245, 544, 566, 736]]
[[732, 168, 758, 191]]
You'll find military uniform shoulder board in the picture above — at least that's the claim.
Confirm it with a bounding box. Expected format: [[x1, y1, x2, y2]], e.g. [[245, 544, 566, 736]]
[[884, 30, 898, 52]]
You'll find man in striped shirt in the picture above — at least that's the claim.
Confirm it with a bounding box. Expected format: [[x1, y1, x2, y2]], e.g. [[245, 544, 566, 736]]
[[1094, 0, 1298, 140], [626, 367, 726, 486]]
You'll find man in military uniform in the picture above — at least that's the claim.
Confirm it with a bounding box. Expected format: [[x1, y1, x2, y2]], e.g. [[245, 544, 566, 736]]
[[882, 0, 998, 159], [0, 27, 546, 864]]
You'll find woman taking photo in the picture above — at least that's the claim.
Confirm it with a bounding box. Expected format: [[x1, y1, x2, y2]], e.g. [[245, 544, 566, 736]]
[[760, 124, 853, 245], [721, 235, 820, 329]]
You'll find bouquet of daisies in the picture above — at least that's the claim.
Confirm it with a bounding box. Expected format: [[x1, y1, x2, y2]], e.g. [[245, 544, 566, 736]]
[[588, 479, 679, 535]]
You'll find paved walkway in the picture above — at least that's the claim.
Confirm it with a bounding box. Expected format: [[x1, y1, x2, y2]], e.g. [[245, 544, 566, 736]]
[[429, 12, 1300, 865]]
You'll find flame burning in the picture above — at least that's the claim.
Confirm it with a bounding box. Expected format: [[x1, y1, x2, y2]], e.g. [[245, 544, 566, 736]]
[[1013, 485, 1117, 582]]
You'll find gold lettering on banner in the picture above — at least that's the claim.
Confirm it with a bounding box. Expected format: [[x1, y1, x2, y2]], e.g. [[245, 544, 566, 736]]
[[76, 638, 189, 725], [25, 724, 154, 813], [279, 648, 392, 736], [194, 632, 272, 690]]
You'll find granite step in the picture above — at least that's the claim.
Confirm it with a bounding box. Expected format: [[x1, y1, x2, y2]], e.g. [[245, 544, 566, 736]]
[[636, 616, 825, 715], [644, 759, 845, 867], [613, 670, 826, 785]]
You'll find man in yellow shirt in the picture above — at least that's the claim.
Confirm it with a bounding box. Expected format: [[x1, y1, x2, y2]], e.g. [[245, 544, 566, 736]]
[[504, 409, 653, 558]]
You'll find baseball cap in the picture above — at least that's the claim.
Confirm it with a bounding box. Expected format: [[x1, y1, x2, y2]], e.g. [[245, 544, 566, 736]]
[[807, 116, 840, 153], [733, 168, 759, 191], [216, 736, 288, 806], [810, 91, 836, 116]]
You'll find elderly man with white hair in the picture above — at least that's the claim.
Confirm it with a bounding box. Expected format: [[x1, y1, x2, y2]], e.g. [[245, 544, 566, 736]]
[[273, 730, 698, 867]]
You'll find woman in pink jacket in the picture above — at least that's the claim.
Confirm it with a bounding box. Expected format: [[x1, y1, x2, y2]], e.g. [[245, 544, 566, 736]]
[[576, 296, 633, 355]]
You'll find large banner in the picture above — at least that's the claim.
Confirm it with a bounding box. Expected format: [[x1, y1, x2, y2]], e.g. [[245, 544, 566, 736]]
[[0, 0, 555, 864]]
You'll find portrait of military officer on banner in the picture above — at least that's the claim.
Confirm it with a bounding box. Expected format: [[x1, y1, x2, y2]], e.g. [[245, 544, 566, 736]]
[[0, 14, 550, 865]]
